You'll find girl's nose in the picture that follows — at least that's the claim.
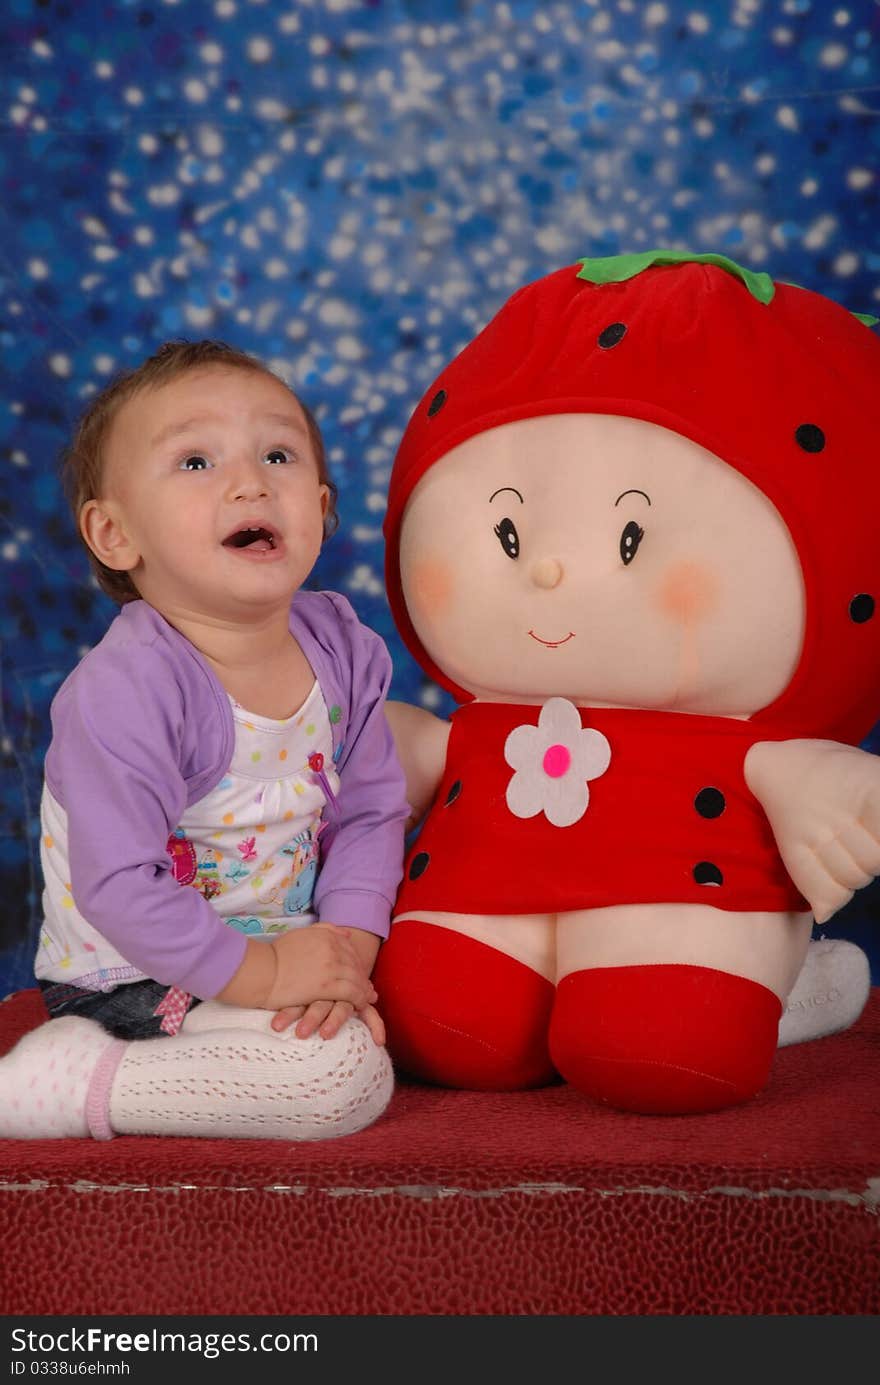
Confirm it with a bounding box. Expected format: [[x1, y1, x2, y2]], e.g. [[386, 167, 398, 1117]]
[[530, 557, 564, 589], [228, 460, 270, 500]]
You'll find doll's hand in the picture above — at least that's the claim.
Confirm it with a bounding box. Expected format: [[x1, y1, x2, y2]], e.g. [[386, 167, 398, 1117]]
[[271, 1001, 386, 1045], [745, 738, 880, 923]]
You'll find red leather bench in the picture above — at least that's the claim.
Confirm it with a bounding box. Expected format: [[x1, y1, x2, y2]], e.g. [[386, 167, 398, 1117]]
[[1, 985, 878, 1316]]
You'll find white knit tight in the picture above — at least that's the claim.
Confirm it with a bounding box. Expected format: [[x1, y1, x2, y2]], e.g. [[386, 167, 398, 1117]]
[[0, 1002, 393, 1141]]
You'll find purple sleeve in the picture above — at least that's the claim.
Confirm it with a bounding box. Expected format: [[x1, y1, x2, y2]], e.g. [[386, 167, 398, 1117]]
[[313, 610, 409, 938], [44, 641, 247, 999]]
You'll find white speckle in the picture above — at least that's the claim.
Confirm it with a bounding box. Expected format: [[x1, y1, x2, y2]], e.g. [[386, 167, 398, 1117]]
[[846, 168, 874, 190], [11, 450, 28, 468], [819, 43, 848, 68], [310, 35, 332, 56], [420, 684, 442, 710], [279, 14, 300, 33], [198, 127, 224, 156], [803, 214, 837, 250], [755, 154, 776, 175], [134, 273, 157, 298], [32, 39, 52, 58], [139, 134, 159, 155], [264, 258, 288, 279], [184, 79, 209, 103], [200, 42, 223, 63], [256, 98, 287, 120], [347, 564, 383, 598], [185, 303, 215, 329], [336, 335, 364, 362], [800, 177, 819, 196], [147, 183, 181, 207], [833, 252, 859, 276], [94, 355, 115, 374], [10, 106, 28, 126], [328, 235, 357, 261], [124, 87, 144, 106], [688, 11, 710, 32], [776, 105, 799, 132], [2, 543, 19, 561], [27, 258, 49, 280], [644, 3, 668, 26], [49, 354, 72, 378], [133, 226, 155, 245], [319, 298, 358, 327], [215, 0, 236, 15], [82, 216, 108, 239], [247, 36, 272, 63], [694, 117, 715, 137], [772, 26, 794, 44], [834, 8, 851, 23]]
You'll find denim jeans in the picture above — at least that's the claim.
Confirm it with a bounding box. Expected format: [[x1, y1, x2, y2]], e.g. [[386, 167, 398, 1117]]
[[39, 978, 202, 1039]]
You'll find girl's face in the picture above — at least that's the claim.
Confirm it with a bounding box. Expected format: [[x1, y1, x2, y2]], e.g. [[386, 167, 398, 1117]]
[[399, 413, 806, 715], [84, 366, 328, 625]]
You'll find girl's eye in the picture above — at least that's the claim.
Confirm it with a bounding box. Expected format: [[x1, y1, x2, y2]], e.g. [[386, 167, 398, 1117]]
[[179, 454, 211, 471], [494, 517, 520, 561], [264, 448, 291, 465], [620, 520, 644, 566]]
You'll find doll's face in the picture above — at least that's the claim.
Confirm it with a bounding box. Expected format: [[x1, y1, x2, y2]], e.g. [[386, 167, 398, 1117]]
[[399, 414, 806, 714]]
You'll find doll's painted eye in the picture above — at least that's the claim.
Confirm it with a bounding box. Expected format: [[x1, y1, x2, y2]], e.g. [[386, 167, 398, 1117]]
[[620, 520, 644, 566], [494, 517, 520, 560]]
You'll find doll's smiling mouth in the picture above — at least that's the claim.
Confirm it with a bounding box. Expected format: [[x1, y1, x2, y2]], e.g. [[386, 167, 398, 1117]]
[[528, 630, 575, 648]]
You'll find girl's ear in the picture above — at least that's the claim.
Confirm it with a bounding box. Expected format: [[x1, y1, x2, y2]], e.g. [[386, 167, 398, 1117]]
[[79, 498, 141, 573]]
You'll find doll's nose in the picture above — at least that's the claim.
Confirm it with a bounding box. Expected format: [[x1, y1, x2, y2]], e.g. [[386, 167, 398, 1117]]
[[530, 557, 564, 590]]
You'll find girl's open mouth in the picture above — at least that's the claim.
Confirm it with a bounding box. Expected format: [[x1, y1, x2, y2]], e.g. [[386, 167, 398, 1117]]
[[221, 524, 284, 557]]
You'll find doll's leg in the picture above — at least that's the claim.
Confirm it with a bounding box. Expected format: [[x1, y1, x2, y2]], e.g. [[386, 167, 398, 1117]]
[[777, 938, 871, 1047], [373, 912, 557, 1089], [549, 904, 813, 1115], [0, 1011, 391, 1140]]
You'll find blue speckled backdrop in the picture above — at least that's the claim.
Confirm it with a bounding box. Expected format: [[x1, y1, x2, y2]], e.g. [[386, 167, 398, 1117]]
[[1, 0, 879, 995]]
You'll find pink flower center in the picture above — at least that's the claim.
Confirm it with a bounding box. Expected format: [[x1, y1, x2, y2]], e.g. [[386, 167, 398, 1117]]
[[542, 743, 571, 778]]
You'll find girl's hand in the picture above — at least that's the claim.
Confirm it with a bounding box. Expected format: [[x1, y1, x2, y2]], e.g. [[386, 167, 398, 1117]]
[[264, 922, 376, 1012], [272, 1000, 386, 1046]]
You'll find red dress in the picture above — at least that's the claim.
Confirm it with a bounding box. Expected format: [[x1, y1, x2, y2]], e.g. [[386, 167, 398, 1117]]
[[395, 701, 807, 920]]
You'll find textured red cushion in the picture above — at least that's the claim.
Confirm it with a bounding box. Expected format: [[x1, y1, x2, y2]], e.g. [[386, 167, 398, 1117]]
[[1, 986, 878, 1315]]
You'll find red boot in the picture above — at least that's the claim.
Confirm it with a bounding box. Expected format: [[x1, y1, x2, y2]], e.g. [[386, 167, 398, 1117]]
[[549, 963, 782, 1115], [373, 919, 557, 1090]]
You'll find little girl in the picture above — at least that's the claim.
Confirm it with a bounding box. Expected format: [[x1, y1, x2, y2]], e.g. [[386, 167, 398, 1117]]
[[0, 340, 409, 1141]]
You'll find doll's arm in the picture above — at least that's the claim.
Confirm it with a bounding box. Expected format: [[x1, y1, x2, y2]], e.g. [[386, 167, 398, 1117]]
[[385, 700, 451, 828], [744, 738, 880, 923]]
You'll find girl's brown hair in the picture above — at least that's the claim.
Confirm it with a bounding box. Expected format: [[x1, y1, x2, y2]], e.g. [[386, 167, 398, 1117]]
[[61, 339, 339, 605]]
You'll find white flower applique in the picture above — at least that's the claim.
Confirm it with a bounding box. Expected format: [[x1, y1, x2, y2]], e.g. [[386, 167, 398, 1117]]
[[504, 697, 612, 828]]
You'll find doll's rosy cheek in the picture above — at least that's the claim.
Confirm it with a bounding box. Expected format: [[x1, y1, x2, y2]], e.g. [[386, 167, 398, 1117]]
[[654, 560, 720, 626], [406, 556, 455, 620]]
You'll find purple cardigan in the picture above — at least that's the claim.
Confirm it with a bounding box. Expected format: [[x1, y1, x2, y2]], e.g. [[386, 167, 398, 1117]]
[[43, 591, 409, 999]]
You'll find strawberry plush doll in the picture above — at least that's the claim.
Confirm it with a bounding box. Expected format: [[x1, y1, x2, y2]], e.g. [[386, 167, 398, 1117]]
[[376, 251, 880, 1115]]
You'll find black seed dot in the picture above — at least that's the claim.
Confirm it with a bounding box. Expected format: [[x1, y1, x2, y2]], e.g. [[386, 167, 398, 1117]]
[[693, 861, 724, 886], [598, 321, 627, 349], [409, 851, 430, 880], [427, 389, 447, 417], [795, 423, 825, 453], [445, 780, 462, 806], [849, 593, 875, 624], [694, 787, 726, 819]]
